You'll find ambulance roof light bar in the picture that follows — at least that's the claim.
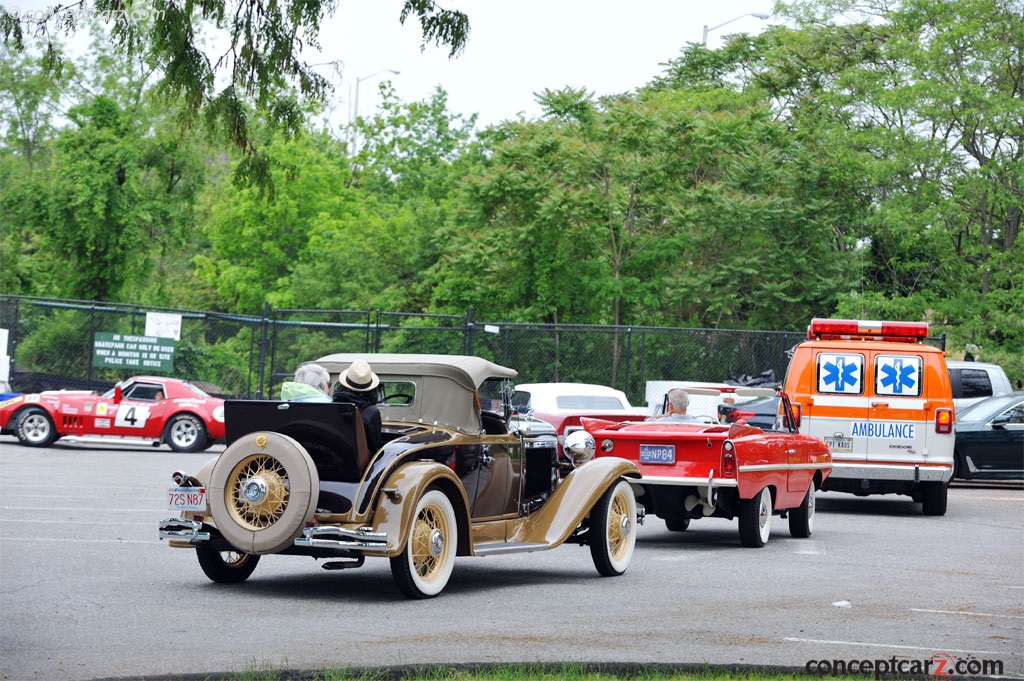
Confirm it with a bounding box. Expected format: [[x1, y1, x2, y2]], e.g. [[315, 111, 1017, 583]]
[[808, 318, 929, 343]]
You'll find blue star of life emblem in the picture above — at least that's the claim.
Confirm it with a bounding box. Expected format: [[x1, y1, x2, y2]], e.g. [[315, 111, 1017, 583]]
[[878, 357, 918, 395], [822, 355, 860, 392]]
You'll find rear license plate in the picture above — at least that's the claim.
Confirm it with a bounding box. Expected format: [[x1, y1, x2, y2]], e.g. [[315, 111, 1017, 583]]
[[639, 444, 675, 464], [167, 486, 206, 511], [824, 436, 852, 453]]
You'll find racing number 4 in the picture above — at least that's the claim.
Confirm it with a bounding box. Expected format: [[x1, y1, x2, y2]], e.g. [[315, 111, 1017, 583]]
[[115, 405, 149, 428]]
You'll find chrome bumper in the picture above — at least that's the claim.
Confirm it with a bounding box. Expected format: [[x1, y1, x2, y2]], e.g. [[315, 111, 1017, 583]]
[[293, 526, 389, 553], [159, 517, 210, 542], [829, 462, 953, 483]]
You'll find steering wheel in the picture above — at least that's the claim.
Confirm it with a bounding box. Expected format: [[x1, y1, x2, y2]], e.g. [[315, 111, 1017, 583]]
[[384, 392, 414, 405], [696, 414, 717, 424]]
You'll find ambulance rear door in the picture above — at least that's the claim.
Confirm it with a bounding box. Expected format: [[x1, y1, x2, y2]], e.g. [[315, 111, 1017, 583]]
[[806, 350, 868, 460], [861, 352, 930, 465]]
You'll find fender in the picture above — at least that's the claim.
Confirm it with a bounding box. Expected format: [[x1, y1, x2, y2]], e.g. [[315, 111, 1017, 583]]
[[369, 461, 472, 558], [508, 456, 639, 548]]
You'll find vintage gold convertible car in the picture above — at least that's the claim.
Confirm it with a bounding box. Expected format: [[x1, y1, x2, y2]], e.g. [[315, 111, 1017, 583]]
[[159, 354, 640, 598]]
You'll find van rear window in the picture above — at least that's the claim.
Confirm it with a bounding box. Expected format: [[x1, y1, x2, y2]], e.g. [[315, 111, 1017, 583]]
[[816, 353, 864, 394], [874, 355, 923, 397]]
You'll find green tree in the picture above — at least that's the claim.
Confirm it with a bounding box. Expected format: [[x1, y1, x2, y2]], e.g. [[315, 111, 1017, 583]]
[[37, 94, 203, 301], [2, 0, 470, 195], [194, 128, 355, 313], [768, 0, 1022, 367], [1, 29, 206, 303]]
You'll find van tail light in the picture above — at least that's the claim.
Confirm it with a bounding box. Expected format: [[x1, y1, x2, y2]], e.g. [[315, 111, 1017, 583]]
[[808, 318, 929, 343], [791, 403, 802, 428], [935, 408, 954, 434], [722, 441, 736, 478]]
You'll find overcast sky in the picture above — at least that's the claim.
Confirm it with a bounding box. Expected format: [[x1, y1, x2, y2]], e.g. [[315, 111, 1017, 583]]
[[324, 0, 776, 130], [10, 0, 776, 131]]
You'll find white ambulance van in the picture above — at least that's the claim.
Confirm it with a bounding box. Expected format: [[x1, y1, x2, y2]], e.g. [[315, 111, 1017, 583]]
[[783, 318, 955, 515]]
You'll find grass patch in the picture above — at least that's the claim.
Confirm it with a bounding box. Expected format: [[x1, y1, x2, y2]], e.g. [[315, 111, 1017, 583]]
[[210, 662, 864, 681]]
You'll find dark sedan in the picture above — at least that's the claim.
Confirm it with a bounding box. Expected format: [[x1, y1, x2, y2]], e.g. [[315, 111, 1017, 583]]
[[954, 393, 1024, 480]]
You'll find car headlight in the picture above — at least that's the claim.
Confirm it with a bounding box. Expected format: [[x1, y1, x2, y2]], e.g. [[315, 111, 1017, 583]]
[[564, 430, 596, 467]]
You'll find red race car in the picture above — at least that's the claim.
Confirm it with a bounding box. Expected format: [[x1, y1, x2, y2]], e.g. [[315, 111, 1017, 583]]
[[0, 376, 226, 452], [572, 387, 832, 547]]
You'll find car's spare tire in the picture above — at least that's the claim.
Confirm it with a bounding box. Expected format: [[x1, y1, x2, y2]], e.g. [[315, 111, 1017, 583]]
[[208, 432, 319, 555]]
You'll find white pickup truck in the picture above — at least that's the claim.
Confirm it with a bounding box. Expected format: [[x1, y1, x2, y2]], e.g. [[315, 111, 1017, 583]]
[[947, 361, 1013, 413]]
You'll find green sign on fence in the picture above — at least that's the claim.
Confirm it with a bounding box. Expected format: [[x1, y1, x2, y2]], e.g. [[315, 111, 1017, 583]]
[[92, 333, 175, 371]]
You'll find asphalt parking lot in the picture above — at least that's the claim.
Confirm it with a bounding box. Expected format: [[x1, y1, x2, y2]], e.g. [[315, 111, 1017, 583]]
[[1, 436, 1021, 681]]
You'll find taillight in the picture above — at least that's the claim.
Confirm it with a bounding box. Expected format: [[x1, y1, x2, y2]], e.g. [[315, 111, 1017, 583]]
[[172, 470, 187, 485], [722, 441, 736, 478], [791, 403, 802, 428], [935, 408, 954, 434]]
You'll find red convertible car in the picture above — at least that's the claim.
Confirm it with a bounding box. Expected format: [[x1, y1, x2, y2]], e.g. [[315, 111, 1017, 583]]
[[0, 376, 226, 452], [574, 387, 832, 547]]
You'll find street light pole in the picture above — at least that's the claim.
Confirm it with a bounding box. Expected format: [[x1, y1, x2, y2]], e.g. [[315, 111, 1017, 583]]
[[351, 68, 400, 155], [702, 12, 770, 45]]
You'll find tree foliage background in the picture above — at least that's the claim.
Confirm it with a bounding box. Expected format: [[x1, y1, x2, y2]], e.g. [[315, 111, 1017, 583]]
[[1, 0, 1021, 385]]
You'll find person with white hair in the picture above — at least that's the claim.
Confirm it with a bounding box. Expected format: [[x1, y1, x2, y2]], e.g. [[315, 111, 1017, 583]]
[[647, 388, 700, 423], [280, 363, 332, 402]]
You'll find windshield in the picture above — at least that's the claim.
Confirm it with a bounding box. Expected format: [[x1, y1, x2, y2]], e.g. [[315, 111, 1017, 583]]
[[479, 377, 511, 413]]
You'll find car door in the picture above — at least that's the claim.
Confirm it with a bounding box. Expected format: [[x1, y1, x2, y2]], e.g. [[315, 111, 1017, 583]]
[[806, 350, 868, 461], [107, 381, 167, 439], [864, 352, 930, 466], [961, 401, 1024, 476]]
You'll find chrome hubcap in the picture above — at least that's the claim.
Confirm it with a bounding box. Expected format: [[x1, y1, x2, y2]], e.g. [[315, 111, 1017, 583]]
[[429, 529, 444, 557], [243, 477, 268, 504]]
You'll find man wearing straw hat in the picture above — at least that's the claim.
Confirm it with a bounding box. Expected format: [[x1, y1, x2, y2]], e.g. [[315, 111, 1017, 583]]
[[332, 359, 383, 453]]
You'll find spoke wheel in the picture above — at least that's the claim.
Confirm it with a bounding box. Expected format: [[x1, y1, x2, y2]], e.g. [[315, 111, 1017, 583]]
[[589, 479, 637, 576], [738, 487, 773, 548], [390, 488, 457, 599], [196, 543, 260, 583], [15, 407, 57, 447], [225, 454, 291, 530], [165, 414, 207, 452], [208, 432, 318, 555], [788, 487, 815, 538]]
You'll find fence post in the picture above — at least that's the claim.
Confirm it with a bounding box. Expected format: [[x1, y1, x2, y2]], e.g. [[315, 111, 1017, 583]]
[[624, 326, 632, 397], [465, 305, 475, 356], [373, 310, 381, 352], [257, 301, 270, 399], [87, 302, 96, 384]]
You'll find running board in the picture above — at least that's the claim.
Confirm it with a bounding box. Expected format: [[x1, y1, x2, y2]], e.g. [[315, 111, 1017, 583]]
[[474, 542, 551, 556]]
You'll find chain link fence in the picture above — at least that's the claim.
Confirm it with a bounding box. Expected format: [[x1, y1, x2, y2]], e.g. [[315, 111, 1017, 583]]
[[4, 295, 939, 406]]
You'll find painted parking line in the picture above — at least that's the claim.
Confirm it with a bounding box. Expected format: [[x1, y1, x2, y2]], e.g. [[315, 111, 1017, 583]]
[[784, 637, 1006, 655], [0, 518, 154, 526], [0, 537, 161, 544], [1, 505, 164, 512], [910, 608, 1024, 620]]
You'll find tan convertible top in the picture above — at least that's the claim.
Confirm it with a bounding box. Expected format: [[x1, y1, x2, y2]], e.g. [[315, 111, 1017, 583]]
[[314, 353, 517, 432]]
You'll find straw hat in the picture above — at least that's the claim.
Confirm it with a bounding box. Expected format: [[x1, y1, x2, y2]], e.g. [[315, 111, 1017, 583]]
[[337, 359, 380, 392]]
